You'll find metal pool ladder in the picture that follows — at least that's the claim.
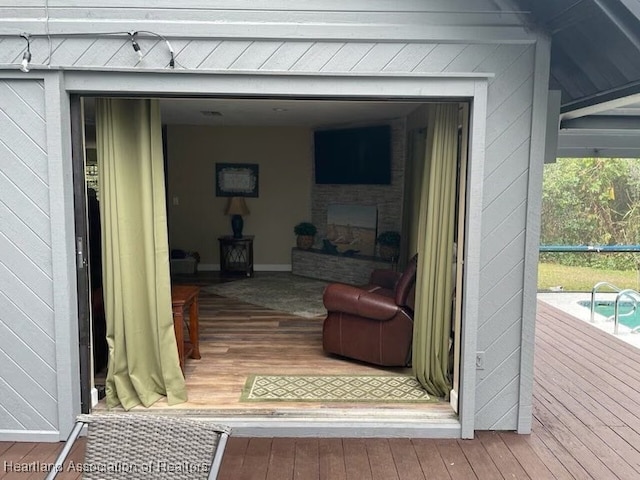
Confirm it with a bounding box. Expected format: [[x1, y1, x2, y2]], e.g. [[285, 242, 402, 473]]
[[590, 282, 640, 334]]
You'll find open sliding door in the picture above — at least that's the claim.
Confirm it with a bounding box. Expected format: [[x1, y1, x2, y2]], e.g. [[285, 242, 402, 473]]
[[70, 95, 93, 413], [450, 104, 470, 412]]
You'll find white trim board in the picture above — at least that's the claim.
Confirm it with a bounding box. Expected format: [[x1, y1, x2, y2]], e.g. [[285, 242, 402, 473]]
[[167, 416, 461, 439], [0, 430, 62, 442]]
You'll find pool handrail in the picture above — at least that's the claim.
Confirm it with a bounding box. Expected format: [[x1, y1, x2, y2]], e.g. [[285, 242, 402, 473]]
[[590, 281, 622, 324], [614, 289, 640, 335]]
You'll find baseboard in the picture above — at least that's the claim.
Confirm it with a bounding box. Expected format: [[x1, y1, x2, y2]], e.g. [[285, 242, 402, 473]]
[[0, 430, 62, 442], [198, 264, 292, 272], [255, 264, 292, 272]]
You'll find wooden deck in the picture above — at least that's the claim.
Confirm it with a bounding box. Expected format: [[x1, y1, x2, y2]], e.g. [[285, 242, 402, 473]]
[[3, 299, 640, 479]]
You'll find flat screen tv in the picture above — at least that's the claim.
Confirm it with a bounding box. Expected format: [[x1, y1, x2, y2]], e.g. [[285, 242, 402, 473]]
[[314, 124, 391, 185]]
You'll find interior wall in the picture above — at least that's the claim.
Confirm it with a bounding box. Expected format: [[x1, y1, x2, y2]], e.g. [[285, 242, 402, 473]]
[[311, 118, 407, 254], [166, 125, 313, 268]]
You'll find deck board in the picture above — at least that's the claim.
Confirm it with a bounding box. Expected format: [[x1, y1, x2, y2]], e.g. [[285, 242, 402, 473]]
[[11, 299, 640, 479]]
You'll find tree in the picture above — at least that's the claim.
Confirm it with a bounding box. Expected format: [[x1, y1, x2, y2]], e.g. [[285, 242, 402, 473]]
[[541, 158, 640, 270]]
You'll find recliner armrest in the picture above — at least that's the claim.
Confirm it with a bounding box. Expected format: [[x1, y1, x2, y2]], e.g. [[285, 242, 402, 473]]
[[323, 283, 399, 321], [368, 269, 401, 290]]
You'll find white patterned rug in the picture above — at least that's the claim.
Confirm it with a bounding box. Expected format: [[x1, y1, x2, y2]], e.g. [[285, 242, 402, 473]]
[[203, 273, 328, 318], [240, 374, 436, 403]]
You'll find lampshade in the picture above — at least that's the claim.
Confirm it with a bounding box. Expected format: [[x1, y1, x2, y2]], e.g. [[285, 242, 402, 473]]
[[225, 197, 250, 216]]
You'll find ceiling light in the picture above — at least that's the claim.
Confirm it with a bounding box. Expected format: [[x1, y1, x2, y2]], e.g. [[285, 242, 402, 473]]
[[272, 107, 288, 112]]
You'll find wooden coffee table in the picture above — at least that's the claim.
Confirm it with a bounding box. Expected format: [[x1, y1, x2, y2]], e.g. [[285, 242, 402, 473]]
[[171, 285, 201, 373]]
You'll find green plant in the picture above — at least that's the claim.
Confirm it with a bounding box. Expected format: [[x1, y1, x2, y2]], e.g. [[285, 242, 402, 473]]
[[376, 231, 401, 247], [294, 222, 317, 236]]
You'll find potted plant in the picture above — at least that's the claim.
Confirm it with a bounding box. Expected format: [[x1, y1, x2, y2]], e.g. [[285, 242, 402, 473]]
[[376, 230, 401, 261], [294, 222, 317, 250]]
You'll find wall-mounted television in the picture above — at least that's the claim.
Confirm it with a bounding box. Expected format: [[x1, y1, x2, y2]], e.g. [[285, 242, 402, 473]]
[[314, 124, 392, 185]]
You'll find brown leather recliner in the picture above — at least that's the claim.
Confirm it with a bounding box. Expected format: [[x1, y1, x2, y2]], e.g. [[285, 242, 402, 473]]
[[322, 254, 418, 367]]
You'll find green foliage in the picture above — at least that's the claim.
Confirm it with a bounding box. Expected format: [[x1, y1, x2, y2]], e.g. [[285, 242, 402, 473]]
[[541, 158, 640, 271], [294, 222, 317, 236], [376, 231, 401, 247]]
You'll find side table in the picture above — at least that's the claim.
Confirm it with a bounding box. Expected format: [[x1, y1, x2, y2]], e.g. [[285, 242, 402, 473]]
[[218, 235, 254, 277], [171, 285, 201, 373]]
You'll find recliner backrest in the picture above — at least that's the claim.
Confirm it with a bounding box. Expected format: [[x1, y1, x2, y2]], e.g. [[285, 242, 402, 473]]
[[395, 254, 418, 308]]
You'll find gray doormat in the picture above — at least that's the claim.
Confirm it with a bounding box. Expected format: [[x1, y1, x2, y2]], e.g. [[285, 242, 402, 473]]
[[203, 273, 327, 317], [240, 374, 436, 403]]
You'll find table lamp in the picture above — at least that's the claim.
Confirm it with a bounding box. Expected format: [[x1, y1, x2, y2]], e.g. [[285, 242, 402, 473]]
[[225, 197, 250, 238]]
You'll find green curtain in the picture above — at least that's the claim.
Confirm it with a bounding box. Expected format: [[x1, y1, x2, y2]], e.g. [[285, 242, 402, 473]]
[[96, 98, 187, 410], [412, 103, 458, 398], [405, 129, 428, 261]]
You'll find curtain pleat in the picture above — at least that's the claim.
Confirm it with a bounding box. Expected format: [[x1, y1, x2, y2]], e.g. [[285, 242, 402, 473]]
[[412, 104, 459, 398], [96, 98, 187, 410]]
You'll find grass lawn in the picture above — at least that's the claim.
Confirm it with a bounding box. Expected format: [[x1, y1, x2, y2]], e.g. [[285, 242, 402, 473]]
[[538, 263, 640, 292]]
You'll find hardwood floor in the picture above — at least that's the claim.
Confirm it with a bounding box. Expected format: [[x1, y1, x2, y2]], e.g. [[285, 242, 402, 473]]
[[94, 283, 453, 418], [7, 300, 640, 479]]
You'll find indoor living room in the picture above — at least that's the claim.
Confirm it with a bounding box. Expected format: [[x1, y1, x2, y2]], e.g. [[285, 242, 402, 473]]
[[85, 96, 461, 427]]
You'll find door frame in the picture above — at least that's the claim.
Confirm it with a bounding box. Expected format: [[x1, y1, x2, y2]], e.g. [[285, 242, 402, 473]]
[[67, 71, 489, 438]]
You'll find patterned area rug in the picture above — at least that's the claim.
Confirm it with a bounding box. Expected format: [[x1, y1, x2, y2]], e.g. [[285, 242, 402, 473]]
[[240, 374, 436, 403], [203, 273, 328, 317]]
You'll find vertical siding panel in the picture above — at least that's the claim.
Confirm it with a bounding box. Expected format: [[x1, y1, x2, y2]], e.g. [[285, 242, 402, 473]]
[[0, 293, 56, 369], [0, 79, 57, 438], [483, 143, 530, 208], [484, 108, 531, 176], [319, 43, 375, 72], [73, 38, 129, 67], [475, 43, 534, 424], [487, 46, 536, 114], [231, 41, 283, 70], [0, 235, 53, 306], [382, 44, 437, 72], [288, 42, 344, 72], [260, 41, 314, 71], [444, 44, 499, 72], [486, 76, 534, 147], [0, 144, 49, 209], [349, 44, 406, 72], [174, 40, 222, 69], [474, 44, 530, 79], [412, 44, 467, 72], [199, 41, 252, 70]]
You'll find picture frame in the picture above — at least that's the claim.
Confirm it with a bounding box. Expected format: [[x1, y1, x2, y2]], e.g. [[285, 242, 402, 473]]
[[215, 163, 259, 197]]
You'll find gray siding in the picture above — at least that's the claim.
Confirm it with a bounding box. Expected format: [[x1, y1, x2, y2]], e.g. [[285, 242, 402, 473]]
[[0, 0, 541, 435], [0, 79, 59, 436]]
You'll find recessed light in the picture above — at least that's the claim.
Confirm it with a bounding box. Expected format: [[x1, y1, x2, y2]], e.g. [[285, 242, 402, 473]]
[[201, 110, 222, 117], [272, 107, 288, 112]]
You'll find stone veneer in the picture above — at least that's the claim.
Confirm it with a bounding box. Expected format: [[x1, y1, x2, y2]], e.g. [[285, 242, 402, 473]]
[[291, 248, 395, 285], [310, 117, 407, 251]]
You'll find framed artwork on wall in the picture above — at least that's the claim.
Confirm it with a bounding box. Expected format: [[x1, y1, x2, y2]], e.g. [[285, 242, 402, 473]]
[[215, 163, 259, 197]]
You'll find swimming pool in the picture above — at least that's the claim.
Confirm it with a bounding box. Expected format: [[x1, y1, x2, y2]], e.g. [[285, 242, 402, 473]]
[[578, 300, 640, 329]]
